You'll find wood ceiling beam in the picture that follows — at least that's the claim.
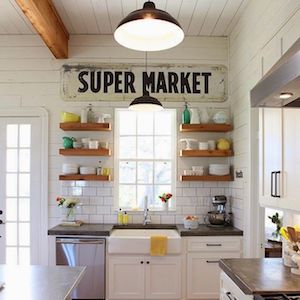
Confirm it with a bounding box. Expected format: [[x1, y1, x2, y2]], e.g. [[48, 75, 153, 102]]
[[15, 0, 69, 58]]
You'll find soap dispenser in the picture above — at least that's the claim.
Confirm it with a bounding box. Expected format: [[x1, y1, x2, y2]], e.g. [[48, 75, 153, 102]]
[[182, 101, 190, 124]]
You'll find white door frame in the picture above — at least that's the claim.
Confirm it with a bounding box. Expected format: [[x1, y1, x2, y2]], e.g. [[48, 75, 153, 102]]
[[249, 108, 264, 258], [0, 107, 48, 265]]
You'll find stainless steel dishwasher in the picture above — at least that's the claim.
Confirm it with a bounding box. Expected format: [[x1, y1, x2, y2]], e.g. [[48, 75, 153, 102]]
[[56, 237, 105, 300]]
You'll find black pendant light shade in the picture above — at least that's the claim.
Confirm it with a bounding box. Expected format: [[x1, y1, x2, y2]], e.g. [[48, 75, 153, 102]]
[[128, 90, 163, 111], [114, 1, 184, 51]]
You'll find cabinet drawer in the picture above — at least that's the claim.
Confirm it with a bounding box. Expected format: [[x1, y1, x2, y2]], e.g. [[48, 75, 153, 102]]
[[187, 237, 242, 252]]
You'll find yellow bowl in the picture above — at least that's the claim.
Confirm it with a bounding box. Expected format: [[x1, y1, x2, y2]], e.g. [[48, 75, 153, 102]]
[[61, 112, 80, 123]]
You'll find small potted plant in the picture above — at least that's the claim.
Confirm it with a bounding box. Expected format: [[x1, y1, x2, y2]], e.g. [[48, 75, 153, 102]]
[[159, 193, 172, 211]]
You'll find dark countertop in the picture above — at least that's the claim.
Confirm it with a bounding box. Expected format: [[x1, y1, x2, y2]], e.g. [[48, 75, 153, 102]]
[[220, 258, 300, 295], [177, 224, 243, 236], [48, 223, 243, 237], [48, 224, 114, 236]]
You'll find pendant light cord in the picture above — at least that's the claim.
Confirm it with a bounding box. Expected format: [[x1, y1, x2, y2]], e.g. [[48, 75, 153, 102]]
[[145, 51, 148, 73]]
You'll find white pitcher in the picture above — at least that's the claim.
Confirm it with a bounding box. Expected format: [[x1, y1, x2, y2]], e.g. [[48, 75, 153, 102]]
[[200, 108, 210, 123], [190, 108, 200, 124]]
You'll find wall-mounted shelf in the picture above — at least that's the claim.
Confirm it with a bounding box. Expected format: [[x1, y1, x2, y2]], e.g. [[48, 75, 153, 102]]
[[180, 149, 233, 157], [179, 124, 233, 132], [60, 122, 111, 131], [59, 148, 111, 156], [180, 174, 233, 181], [59, 174, 110, 181]]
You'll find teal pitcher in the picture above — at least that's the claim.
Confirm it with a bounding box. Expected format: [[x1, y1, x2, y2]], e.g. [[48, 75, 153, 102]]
[[63, 137, 76, 149]]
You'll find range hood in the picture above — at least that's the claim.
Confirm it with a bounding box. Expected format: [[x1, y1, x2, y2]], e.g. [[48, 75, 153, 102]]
[[251, 39, 300, 107]]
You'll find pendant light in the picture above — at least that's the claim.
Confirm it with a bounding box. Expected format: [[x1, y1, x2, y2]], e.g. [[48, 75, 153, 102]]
[[114, 1, 184, 52], [128, 52, 163, 111]]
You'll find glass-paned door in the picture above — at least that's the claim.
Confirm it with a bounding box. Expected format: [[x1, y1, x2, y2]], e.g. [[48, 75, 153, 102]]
[[0, 117, 42, 265]]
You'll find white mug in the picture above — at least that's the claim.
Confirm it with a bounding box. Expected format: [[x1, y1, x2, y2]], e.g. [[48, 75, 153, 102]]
[[88, 140, 99, 149], [208, 140, 216, 150]]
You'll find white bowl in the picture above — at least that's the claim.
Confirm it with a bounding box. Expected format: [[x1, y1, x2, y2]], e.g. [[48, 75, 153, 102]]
[[80, 167, 96, 175], [192, 166, 204, 171], [193, 170, 204, 176], [199, 142, 209, 150], [209, 164, 230, 175], [213, 111, 229, 124], [183, 170, 193, 176], [183, 219, 199, 229]]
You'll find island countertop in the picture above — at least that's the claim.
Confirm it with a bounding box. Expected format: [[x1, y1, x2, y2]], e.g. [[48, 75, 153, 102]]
[[219, 258, 300, 295], [0, 265, 85, 300], [48, 223, 243, 237]]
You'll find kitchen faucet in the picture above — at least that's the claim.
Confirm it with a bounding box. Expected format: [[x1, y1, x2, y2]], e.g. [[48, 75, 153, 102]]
[[143, 196, 151, 225], [143, 208, 151, 225]]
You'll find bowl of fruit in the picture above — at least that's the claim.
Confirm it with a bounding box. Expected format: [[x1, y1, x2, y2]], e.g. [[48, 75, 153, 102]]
[[183, 215, 199, 229]]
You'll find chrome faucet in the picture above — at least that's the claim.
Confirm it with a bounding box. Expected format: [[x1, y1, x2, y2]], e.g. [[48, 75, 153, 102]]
[[143, 196, 151, 225], [143, 208, 151, 225]]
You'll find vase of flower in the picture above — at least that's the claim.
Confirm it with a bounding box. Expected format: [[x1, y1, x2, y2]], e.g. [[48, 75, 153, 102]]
[[57, 196, 79, 222], [61, 206, 76, 222], [162, 201, 169, 212], [159, 193, 172, 212]]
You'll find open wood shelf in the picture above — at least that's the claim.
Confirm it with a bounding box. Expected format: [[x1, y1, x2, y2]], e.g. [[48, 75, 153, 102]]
[[60, 122, 111, 131], [59, 148, 111, 156], [59, 174, 111, 181], [180, 149, 233, 157], [179, 124, 233, 132], [180, 174, 233, 181]]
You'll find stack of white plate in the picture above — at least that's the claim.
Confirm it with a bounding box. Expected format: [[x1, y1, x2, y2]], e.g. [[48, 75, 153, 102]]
[[80, 166, 97, 175], [209, 164, 230, 176], [62, 163, 79, 175]]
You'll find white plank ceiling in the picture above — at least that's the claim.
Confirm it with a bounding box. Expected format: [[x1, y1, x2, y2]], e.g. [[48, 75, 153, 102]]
[[1, 0, 248, 36]]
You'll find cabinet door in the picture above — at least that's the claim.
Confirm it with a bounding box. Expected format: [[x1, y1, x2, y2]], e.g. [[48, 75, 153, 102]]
[[259, 108, 282, 208], [281, 109, 300, 211], [220, 271, 253, 300], [187, 253, 240, 299], [108, 256, 145, 299], [145, 257, 181, 299]]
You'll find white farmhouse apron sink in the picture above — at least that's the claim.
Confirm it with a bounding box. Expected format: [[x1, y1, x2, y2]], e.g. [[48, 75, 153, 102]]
[[108, 229, 181, 254]]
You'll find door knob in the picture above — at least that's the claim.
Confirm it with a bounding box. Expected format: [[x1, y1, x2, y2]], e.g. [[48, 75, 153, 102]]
[[0, 220, 4, 224], [0, 210, 3, 215]]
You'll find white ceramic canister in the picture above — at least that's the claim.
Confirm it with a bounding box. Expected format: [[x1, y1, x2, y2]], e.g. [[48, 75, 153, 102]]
[[190, 108, 200, 124], [81, 108, 87, 123], [208, 140, 216, 150]]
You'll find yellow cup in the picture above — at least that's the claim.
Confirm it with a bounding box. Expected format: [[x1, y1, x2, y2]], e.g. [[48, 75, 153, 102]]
[[102, 168, 110, 176]]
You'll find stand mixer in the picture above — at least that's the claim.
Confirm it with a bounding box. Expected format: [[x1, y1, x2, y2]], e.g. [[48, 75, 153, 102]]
[[207, 195, 232, 226]]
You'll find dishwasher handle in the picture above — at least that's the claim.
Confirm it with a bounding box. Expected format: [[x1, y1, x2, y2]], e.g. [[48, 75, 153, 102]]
[[56, 238, 105, 244]]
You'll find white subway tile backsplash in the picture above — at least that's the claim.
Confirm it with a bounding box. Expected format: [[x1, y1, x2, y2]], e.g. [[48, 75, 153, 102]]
[[161, 215, 175, 224], [89, 214, 104, 223], [97, 205, 111, 214], [82, 187, 97, 196], [97, 187, 112, 196], [182, 206, 196, 215], [69, 187, 83, 196], [182, 188, 196, 197], [90, 197, 104, 205], [196, 188, 210, 196]]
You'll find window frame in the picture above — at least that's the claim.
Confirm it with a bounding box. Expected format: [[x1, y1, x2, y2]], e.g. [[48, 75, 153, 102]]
[[114, 108, 177, 211]]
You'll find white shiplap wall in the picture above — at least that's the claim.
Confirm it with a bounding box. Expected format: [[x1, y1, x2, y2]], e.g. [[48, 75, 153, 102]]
[[228, 0, 300, 256], [0, 35, 233, 228]]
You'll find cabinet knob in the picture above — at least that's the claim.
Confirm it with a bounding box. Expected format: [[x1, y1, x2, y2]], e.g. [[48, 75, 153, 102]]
[[140, 261, 144, 264], [0, 210, 3, 215], [146, 261, 150, 264]]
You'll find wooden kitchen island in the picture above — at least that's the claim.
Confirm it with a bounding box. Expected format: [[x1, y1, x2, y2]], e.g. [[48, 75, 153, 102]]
[[0, 265, 85, 300]]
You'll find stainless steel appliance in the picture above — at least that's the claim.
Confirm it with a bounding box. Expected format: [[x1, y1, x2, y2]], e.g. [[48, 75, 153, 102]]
[[254, 294, 300, 299], [56, 237, 105, 300], [250, 38, 300, 108], [207, 195, 233, 226]]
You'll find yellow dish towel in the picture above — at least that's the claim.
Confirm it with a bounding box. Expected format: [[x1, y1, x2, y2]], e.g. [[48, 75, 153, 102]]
[[150, 235, 168, 256]]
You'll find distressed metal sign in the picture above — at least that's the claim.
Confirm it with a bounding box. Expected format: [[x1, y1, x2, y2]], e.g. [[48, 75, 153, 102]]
[[61, 63, 227, 102]]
